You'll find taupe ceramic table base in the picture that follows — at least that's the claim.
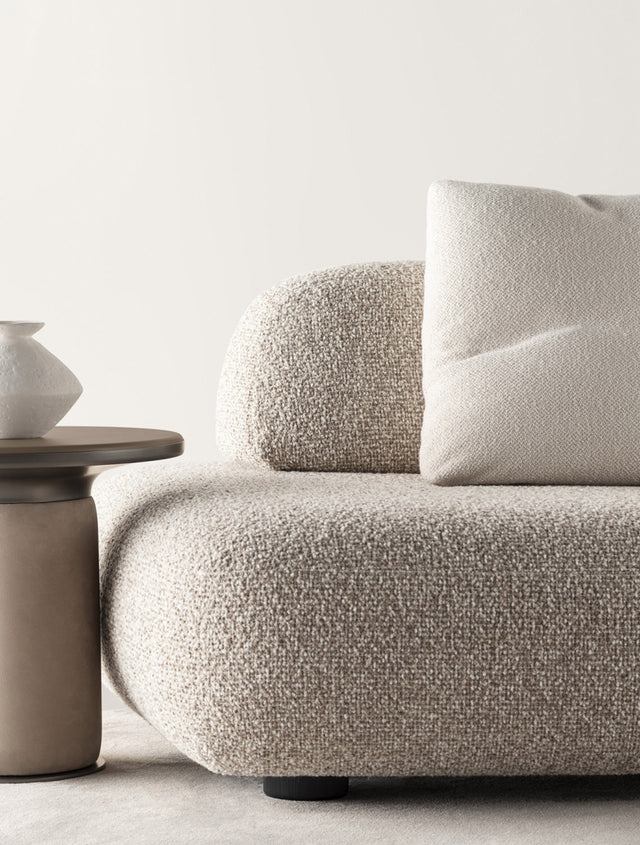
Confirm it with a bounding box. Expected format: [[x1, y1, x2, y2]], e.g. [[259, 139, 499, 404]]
[[0, 427, 183, 782]]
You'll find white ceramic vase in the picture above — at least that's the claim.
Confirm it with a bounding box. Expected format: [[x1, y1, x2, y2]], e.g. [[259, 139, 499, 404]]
[[0, 322, 83, 438]]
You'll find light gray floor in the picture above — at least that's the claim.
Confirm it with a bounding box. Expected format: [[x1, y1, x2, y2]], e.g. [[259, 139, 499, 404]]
[[102, 684, 123, 709], [3, 709, 640, 845]]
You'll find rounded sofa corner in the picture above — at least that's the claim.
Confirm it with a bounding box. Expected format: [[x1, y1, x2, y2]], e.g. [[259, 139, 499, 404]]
[[215, 260, 426, 473]]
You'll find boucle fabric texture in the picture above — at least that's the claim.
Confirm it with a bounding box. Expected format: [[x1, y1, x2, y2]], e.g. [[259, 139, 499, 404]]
[[96, 462, 640, 777], [420, 179, 640, 485], [216, 260, 425, 473]]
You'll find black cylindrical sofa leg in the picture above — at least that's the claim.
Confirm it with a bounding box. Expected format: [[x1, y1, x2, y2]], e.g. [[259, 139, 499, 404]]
[[263, 776, 349, 800]]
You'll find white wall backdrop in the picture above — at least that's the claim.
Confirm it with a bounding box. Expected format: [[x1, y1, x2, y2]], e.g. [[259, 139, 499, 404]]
[[0, 0, 638, 708]]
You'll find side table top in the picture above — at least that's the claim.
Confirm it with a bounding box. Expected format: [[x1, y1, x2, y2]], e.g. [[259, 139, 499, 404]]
[[0, 427, 184, 469]]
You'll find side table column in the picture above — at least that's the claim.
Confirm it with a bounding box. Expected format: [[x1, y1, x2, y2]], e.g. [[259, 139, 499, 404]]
[[0, 498, 102, 778]]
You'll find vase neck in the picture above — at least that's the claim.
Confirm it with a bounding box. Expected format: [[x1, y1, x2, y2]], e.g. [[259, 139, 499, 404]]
[[0, 322, 45, 340]]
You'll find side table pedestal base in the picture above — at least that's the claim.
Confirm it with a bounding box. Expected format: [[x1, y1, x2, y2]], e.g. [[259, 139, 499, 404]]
[[0, 499, 102, 779], [0, 757, 106, 783]]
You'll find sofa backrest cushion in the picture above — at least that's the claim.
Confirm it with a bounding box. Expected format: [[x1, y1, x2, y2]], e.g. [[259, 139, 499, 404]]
[[420, 179, 640, 484], [217, 261, 425, 472]]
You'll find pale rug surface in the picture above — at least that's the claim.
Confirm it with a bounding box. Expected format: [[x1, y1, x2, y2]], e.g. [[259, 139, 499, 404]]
[[2, 709, 640, 845]]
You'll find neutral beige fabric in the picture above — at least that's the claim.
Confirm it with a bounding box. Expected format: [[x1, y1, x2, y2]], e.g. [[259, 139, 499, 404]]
[[96, 462, 640, 777], [420, 179, 640, 485], [216, 260, 425, 473]]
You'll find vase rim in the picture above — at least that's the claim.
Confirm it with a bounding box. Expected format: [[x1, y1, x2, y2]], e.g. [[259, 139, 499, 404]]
[[0, 321, 45, 338]]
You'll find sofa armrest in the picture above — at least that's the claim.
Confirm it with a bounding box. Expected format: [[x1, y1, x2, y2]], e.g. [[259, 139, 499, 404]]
[[216, 261, 425, 473]]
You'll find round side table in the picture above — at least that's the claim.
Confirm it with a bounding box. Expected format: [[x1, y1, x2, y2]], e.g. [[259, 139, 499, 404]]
[[0, 426, 183, 782]]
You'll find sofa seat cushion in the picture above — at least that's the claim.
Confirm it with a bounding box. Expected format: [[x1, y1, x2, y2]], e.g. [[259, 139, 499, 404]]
[[95, 462, 640, 777]]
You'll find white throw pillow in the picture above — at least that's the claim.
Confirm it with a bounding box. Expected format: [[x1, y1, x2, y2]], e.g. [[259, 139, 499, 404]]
[[420, 179, 640, 485]]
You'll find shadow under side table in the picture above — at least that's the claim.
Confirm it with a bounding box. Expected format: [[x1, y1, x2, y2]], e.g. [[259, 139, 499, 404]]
[[0, 426, 183, 782]]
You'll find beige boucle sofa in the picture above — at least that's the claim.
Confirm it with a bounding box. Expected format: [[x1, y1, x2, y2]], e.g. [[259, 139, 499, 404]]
[[96, 261, 640, 800]]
